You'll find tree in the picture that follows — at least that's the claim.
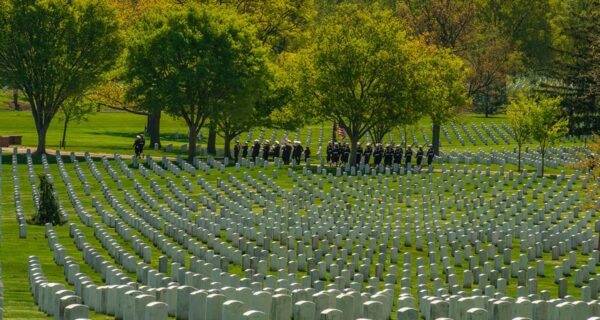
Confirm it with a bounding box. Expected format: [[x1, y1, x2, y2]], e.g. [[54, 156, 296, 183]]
[[94, 79, 164, 149], [125, 4, 270, 161], [30, 174, 65, 226], [543, 0, 599, 135], [12, 88, 19, 111], [292, 4, 425, 167], [0, 0, 123, 155], [506, 92, 533, 171], [99, 0, 176, 149], [479, 0, 554, 69], [59, 95, 96, 149], [191, 0, 315, 54], [419, 47, 470, 155], [397, 0, 518, 146], [529, 95, 569, 176]]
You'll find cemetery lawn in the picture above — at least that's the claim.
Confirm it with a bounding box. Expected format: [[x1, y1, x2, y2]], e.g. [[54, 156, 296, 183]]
[[0, 110, 589, 163], [1, 149, 594, 319]]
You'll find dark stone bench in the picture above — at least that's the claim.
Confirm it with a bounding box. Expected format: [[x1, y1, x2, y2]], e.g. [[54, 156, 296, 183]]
[[0, 135, 22, 147]]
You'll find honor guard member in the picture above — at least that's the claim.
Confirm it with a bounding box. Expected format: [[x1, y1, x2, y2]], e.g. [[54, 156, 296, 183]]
[[272, 141, 281, 160], [262, 141, 270, 161], [341, 142, 350, 164], [304, 146, 311, 162], [282, 143, 292, 164], [416, 146, 424, 169], [133, 135, 143, 158], [293, 141, 304, 163], [373, 143, 383, 166], [394, 144, 403, 165], [326, 141, 334, 166], [355, 142, 363, 165], [242, 142, 249, 158], [331, 143, 340, 166], [384, 144, 394, 166], [427, 144, 435, 165], [405, 146, 413, 167], [251, 139, 260, 161], [364, 143, 372, 164]]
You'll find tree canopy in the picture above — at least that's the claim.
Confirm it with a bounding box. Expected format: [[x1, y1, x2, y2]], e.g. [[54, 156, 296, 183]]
[[125, 3, 270, 160], [0, 0, 123, 155], [291, 4, 433, 166]]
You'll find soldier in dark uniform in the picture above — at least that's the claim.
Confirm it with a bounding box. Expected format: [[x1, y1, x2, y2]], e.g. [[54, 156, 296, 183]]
[[251, 139, 260, 161], [282, 143, 292, 164], [326, 141, 333, 166], [233, 141, 241, 162], [242, 142, 249, 158], [304, 146, 310, 162], [341, 143, 350, 164], [394, 145, 403, 165], [384, 144, 393, 166], [293, 141, 303, 163], [331, 143, 340, 166], [272, 141, 281, 160], [262, 141, 270, 161], [405, 146, 413, 168], [133, 135, 143, 158], [416, 146, 424, 170], [355, 142, 363, 165], [427, 144, 435, 165], [373, 143, 383, 166], [363, 143, 372, 165]]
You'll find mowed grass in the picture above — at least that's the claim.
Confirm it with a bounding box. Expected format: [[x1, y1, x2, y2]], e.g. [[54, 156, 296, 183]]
[[0, 148, 596, 319], [0, 110, 590, 161]]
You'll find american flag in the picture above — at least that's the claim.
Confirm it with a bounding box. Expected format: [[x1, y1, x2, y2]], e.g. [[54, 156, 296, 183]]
[[337, 127, 346, 140]]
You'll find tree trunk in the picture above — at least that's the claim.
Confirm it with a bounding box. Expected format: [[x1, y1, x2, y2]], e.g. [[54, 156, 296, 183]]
[[517, 144, 521, 172], [35, 122, 49, 156], [371, 128, 385, 144], [147, 110, 161, 149], [349, 135, 358, 167], [540, 149, 545, 177], [188, 126, 197, 162], [207, 125, 217, 154], [332, 121, 337, 142], [61, 117, 69, 149], [13, 89, 20, 111], [223, 132, 232, 159], [432, 122, 441, 155]]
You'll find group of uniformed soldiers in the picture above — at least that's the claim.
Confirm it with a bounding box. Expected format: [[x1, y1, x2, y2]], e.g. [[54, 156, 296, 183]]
[[233, 140, 310, 165], [231, 139, 436, 168], [326, 141, 435, 169]]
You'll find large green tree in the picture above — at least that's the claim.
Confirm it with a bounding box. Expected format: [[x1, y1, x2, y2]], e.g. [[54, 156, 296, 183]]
[[397, 0, 519, 146], [292, 4, 425, 166], [0, 0, 123, 155], [418, 47, 470, 155], [543, 0, 599, 135], [125, 4, 270, 161]]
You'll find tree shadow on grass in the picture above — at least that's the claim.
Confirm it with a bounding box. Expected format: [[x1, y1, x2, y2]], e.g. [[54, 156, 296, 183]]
[[95, 131, 191, 142]]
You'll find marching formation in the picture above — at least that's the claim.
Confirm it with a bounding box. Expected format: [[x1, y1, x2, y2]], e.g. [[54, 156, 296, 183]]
[[229, 139, 436, 169], [234, 140, 310, 165], [326, 141, 435, 169]]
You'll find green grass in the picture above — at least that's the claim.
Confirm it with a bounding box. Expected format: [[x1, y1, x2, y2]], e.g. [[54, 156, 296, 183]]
[[1, 149, 596, 319], [0, 110, 590, 160], [0, 108, 595, 319]]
